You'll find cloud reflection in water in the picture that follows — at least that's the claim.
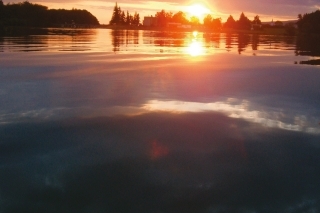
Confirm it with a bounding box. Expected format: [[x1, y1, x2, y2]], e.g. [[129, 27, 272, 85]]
[[1, 97, 319, 135], [143, 99, 320, 134]]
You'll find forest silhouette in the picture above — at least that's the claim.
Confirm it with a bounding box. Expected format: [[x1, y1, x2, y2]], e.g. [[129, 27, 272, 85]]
[[108, 2, 320, 35], [1, 1, 320, 35], [0, 0, 99, 29]]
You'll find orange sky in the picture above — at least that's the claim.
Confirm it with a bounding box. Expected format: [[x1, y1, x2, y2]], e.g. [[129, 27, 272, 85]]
[[3, 0, 319, 24]]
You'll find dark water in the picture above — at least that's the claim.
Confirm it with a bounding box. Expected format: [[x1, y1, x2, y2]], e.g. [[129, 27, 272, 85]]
[[1, 29, 320, 213]]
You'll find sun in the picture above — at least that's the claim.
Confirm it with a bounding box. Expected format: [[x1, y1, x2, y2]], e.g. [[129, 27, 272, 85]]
[[187, 3, 210, 19]]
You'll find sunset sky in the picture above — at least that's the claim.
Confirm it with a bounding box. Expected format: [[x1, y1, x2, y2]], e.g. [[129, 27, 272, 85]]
[[3, 0, 320, 24]]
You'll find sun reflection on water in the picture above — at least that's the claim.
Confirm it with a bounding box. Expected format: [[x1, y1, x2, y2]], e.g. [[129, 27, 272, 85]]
[[187, 40, 204, 56], [186, 31, 205, 56], [193, 31, 198, 37]]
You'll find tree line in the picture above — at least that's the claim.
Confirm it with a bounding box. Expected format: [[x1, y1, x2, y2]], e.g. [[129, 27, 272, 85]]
[[1, 0, 320, 34], [297, 10, 320, 34], [109, 2, 140, 26], [224, 13, 261, 30], [109, 3, 222, 30], [0, 0, 99, 28], [153, 9, 223, 30], [146, 10, 260, 31], [109, 3, 264, 31], [109, 2, 320, 35]]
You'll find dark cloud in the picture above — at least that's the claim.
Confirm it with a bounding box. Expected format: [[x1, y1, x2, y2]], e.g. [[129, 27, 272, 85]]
[[1, 112, 320, 212]]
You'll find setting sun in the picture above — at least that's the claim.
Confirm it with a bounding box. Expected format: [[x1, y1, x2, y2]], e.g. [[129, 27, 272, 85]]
[[187, 3, 211, 19]]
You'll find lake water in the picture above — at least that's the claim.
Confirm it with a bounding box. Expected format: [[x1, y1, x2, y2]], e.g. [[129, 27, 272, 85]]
[[1, 28, 320, 212]]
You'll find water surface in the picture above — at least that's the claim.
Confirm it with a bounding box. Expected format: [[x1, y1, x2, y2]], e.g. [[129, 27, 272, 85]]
[[1, 29, 320, 212]]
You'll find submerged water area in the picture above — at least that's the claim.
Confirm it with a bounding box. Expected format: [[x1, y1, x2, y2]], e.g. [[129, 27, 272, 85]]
[[1, 29, 320, 212]]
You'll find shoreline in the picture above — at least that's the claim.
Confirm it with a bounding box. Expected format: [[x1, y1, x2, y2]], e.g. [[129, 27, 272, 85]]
[[0, 25, 295, 36], [99, 24, 290, 35]]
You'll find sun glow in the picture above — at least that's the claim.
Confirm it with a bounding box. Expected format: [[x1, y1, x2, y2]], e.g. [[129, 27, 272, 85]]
[[187, 3, 210, 19], [186, 31, 204, 56], [187, 40, 204, 56]]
